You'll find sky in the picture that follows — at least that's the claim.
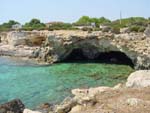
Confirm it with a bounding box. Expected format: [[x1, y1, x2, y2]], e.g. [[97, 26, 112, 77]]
[[0, 0, 150, 24]]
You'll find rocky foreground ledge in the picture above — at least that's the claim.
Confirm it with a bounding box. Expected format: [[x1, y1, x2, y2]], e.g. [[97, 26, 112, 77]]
[[0, 70, 150, 113]]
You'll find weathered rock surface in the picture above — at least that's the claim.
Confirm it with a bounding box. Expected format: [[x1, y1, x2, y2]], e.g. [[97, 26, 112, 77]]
[[6, 31, 49, 46], [144, 25, 150, 37], [0, 32, 8, 43], [69, 105, 84, 113], [54, 86, 119, 113], [37, 31, 150, 69], [1, 30, 150, 69], [126, 70, 150, 88], [0, 43, 39, 57], [23, 109, 42, 113], [126, 98, 150, 106], [55, 97, 76, 113], [120, 27, 130, 33], [54, 85, 150, 113], [0, 99, 25, 113]]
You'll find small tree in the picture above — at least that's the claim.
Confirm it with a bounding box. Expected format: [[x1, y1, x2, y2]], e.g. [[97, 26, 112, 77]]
[[0, 20, 20, 31], [75, 16, 91, 26], [23, 18, 46, 30]]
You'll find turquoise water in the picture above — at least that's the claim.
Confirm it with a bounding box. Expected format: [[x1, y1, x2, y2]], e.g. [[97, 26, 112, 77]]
[[0, 57, 133, 108]]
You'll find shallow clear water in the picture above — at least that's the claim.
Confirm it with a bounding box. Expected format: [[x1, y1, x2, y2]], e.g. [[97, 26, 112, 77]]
[[0, 57, 134, 108]]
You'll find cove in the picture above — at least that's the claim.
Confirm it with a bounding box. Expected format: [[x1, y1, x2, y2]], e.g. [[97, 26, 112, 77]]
[[0, 57, 134, 108]]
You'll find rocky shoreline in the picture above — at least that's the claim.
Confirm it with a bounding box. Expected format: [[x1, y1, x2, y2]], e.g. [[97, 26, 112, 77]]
[[1, 30, 150, 69], [1, 70, 150, 113], [0, 30, 150, 113]]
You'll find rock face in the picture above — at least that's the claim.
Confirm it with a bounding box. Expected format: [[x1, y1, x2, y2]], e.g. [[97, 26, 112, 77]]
[[0, 44, 39, 57], [0, 32, 8, 43], [6, 31, 48, 46], [37, 31, 150, 69], [0, 31, 49, 58], [1, 30, 150, 69], [0, 99, 25, 113], [126, 70, 150, 88], [144, 25, 150, 37]]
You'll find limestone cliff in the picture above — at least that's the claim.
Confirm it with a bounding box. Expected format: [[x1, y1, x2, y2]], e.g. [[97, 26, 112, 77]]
[[37, 31, 150, 69], [0, 30, 150, 69]]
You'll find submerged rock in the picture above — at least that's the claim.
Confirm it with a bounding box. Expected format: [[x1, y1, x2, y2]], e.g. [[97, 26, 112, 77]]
[[126, 70, 150, 88], [0, 99, 25, 113]]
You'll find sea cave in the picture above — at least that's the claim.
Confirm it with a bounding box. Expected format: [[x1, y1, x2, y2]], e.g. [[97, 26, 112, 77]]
[[61, 48, 134, 68]]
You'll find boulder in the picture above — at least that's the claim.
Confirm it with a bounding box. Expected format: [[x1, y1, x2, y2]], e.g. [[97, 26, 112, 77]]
[[36, 103, 54, 113], [126, 70, 150, 88], [72, 87, 111, 106], [23, 109, 42, 113], [69, 105, 84, 113], [126, 98, 150, 106], [0, 99, 25, 113], [120, 27, 130, 33], [113, 83, 123, 90], [126, 98, 143, 106], [55, 97, 76, 113]]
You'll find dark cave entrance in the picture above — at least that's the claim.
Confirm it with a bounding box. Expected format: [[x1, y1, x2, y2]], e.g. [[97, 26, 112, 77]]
[[61, 48, 134, 68]]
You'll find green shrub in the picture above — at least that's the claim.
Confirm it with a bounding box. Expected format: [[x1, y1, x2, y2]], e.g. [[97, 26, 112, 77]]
[[48, 23, 73, 30], [101, 27, 111, 32], [129, 26, 140, 32], [81, 27, 93, 31], [0, 20, 20, 31], [74, 16, 111, 27], [111, 27, 120, 34], [138, 27, 145, 32], [93, 28, 101, 31], [23, 18, 46, 31]]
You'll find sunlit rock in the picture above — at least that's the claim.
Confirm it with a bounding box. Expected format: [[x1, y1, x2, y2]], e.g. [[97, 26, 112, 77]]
[[126, 70, 150, 88], [23, 109, 42, 113]]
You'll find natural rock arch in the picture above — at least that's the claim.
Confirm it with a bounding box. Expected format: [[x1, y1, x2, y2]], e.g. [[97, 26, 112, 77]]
[[37, 31, 150, 69]]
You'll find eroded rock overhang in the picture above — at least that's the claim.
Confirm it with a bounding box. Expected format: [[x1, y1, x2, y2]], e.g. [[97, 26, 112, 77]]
[[37, 31, 150, 69]]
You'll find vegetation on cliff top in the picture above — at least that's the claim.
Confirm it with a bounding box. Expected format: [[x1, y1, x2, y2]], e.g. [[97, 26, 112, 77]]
[[22, 19, 46, 31], [0, 16, 150, 32], [0, 20, 20, 31], [73, 16, 111, 27]]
